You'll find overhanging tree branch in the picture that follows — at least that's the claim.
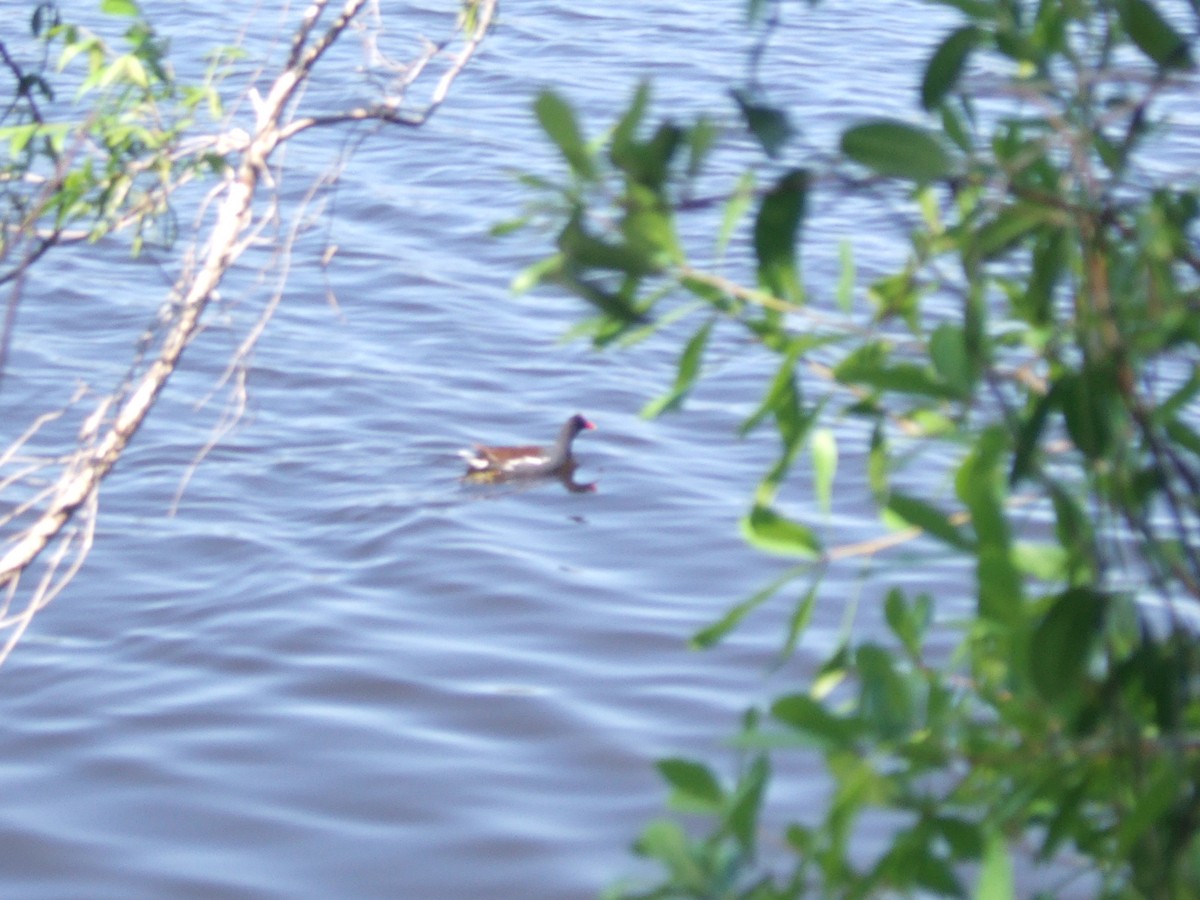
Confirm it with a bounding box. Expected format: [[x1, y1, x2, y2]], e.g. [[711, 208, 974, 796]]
[[0, 0, 496, 665]]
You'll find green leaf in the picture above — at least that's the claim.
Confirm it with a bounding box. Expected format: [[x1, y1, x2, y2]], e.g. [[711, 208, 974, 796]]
[[885, 589, 932, 658], [1038, 777, 1089, 859], [974, 831, 1014, 900], [836, 239, 855, 311], [491, 215, 531, 237], [621, 192, 681, 266], [741, 504, 822, 558], [610, 80, 650, 165], [58, 35, 93, 74], [921, 186, 949, 227], [558, 214, 658, 278], [814, 646, 851, 700], [886, 494, 973, 551], [827, 754, 889, 838], [692, 568, 805, 649], [957, 427, 1023, 623], [561, 275, 648, 330], [717, 171, 755, 258], [777, 581, 819, 661], [740, 341, 812, 436], [1048, 484, 1094, 575], [977, 547, 1024, 628], [785, 823, 814, 856], [726, 756, 769, 854], [102, 53, 148, 89], [510, 253, 563, 295], [1165, 417, 1200, 462], [1009, 390, 1055, 485], [1115, 764, 1180, 856], [1153, 365, 1200, 427], [633, 819, 704, 888], [754, 169, 807, 302], [731, 89, 793, 158], [810, 428, 837, 514], [615, 122, 683, 191], [656, 757, 725, 810], [641, 319, 714, 418], [922, 25, 981, 110], [972, 202, 1063, 262], [868, 422, 889, 498], [1012, 542, 1069, 581], [534, 90, 594, 180], [922, 858, 966, 896], [1057, 372, 1115, 460], [757, 403, 818, 499], [101, 0, 140, 15], [835, 342, 961, 400], [0, 124, 39, 157], [841, 120, 953, 183], [1117, 0, 1193, 69], [868, 267, 923, 324], [1017, 223, 1068, 326], [857, 645, 914, 739], [612, 299, 694, 349], [772, 694, 860, 748], [685, 115, 718, 179], [933, 816, 984, 860], [929, 322, 974, 397], [1030, 587, 1107, 701]]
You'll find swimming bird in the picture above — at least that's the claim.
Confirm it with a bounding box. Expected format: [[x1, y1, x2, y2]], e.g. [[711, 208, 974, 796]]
[[460, 414, 595, 480]]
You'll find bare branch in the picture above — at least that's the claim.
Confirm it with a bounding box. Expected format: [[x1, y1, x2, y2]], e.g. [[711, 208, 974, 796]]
[[278, 0, 497, 141]]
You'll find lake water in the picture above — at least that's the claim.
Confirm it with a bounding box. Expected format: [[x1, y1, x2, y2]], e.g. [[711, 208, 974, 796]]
[[0, 2, 971, 897]]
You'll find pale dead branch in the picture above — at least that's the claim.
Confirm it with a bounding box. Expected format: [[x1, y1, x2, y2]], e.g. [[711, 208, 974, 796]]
[[170, 151, 339, 515], [0, 0, 497, 666]]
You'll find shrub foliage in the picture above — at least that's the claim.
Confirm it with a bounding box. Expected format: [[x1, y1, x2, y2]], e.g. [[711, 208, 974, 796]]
[[512, 0, 1200, 896]]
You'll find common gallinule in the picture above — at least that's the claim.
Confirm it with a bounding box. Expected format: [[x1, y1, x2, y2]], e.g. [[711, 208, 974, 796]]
[[460, 414, 595, 480]]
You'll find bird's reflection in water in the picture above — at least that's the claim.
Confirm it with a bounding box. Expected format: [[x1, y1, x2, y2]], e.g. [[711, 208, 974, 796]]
[[461, 458, 597, 496], [557, 460, 598, 494]]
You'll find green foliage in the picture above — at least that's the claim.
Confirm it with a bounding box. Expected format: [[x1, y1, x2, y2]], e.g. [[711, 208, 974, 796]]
[[642, 319, 716, 418], [840, 120, 954, 183], [513, 0, 1200, 897], [0, 1, 229, 274], [741, 503, 823, 559], [921, 25, 980, 110], [732, 88, 793, 159], [1118, 0, 1193, 69]]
